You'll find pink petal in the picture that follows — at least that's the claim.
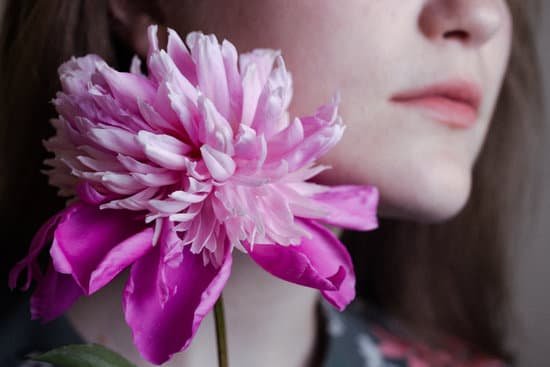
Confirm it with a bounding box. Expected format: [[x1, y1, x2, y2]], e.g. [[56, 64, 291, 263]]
[[75, 181, 116, 205], [313, 185, 379, 231], [50, 203, 153, 294], [30, 261, 83, 322], [248, 219, 355, 311], [123, 224, 232, 364]]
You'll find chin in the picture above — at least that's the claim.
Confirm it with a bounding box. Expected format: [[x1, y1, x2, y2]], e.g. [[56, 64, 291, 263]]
[[378, 161, 473, 224]]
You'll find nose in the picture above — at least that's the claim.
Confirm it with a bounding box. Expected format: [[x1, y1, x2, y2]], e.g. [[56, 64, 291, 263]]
[[418, 0, 504, 47]]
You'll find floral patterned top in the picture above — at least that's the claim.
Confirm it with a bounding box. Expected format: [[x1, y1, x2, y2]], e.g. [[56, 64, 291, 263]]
[[1, 295, 507, 367], [321, 300, 507, 367]]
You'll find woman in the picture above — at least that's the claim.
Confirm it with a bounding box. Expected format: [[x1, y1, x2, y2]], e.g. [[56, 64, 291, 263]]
[[0, 0, 542, 366]]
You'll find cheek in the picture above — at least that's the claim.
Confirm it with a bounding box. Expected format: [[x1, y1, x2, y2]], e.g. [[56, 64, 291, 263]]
[[314, 114, 474, 223]]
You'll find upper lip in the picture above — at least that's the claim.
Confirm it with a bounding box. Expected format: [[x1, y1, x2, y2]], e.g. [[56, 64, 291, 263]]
[[390, 79, 482, 112]]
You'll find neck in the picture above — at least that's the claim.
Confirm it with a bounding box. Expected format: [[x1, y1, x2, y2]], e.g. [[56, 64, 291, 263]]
[[67, 250, 320, 367]]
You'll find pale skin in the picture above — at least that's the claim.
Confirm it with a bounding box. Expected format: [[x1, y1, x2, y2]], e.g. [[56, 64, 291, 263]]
[[67, 1, 513, 366]]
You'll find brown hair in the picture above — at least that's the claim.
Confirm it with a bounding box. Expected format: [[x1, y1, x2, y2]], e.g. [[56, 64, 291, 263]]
[[0, 0, 543, 362]]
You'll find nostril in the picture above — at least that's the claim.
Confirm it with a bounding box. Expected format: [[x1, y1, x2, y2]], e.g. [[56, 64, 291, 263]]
[[443, 30, 470, 42]]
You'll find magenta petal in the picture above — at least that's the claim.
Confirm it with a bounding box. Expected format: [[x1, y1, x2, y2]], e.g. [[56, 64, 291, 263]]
[[88, 228, 154, 293], [248, 219, 355, 311], [50, 203, 152, 294], [8, 205, 76, 291], [123, 229, 232, 364], [313, 185, 379, 231], [30, 261, 83, 322]]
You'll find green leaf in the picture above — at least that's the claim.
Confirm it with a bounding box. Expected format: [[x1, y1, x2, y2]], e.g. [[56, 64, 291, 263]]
[[29, 343, 137, 367]]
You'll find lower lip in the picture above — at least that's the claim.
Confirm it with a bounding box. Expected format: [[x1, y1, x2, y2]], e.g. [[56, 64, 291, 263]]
[[392, 96, 478, 128]]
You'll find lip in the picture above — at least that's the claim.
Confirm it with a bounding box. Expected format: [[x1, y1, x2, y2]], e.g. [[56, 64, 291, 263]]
[[390, 80, 482, 129]]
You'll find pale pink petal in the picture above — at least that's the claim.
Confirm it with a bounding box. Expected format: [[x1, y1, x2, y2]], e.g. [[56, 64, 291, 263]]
[[147, 25, 160, 58], [313, 185, 379, 231], [76, 155, 124, 172], [98, 64, 156, 112], [101, 173, 147, 195], [116, 154, 165, 174], [186, 32, 231, 120], [221, 39, 243, 128], [130, 55, 142, 75], [283, 115, 345, 171], [138, 97, 181, 136], [149, 51, 198, 102], [267, 117, 304, 160], [167, 28, 197, 85], [132, 171, 179, 187], [137, 131, 193, 170], [167, 87, 201, 146], [100, 187, 158, 211], [239, 49, 279, 87], [200, 145, 236, 181], [87, 126, 146, 159], [251, 56, 292, 138], [197, 96, 234, 154], [169, 190, 209, 204], [148, 199, 192, 214], [240, 63, 263, 127], [58, 55, 105, 96]]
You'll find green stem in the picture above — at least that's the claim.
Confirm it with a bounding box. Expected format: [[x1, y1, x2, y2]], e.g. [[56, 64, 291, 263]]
[[214, 294, 229, 367]]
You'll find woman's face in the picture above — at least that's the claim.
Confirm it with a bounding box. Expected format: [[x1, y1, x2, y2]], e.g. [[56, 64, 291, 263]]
[[159, 0, 512, 222]]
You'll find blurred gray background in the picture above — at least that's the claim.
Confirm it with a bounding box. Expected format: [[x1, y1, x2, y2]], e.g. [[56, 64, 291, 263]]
[[512, 5, 550, 367], [0, 1, 548, 366]]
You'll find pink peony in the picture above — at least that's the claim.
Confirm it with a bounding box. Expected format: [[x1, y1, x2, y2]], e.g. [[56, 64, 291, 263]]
[[9, 25, 378, 364]]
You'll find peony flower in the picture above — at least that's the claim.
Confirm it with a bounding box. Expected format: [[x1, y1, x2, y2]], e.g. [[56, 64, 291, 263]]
[[9, 25, 378, 364]]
